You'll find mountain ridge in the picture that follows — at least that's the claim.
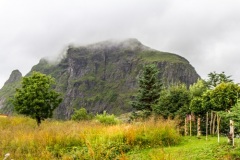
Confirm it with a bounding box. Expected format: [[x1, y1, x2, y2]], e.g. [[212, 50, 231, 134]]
[[0, 39, 200, 119]]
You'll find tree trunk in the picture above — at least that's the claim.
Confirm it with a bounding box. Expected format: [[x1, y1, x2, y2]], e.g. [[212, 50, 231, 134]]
[[217, 113, 221, 143], [206, 112, 208, 140], [229, 119, 234, 146], [210, 111, 213, 136], [212, 112, 216, 135], [185, 117, 188, 136], [36, 116, 41, 127], [190, 114, 192, 136], [197, 116, 201, 138]]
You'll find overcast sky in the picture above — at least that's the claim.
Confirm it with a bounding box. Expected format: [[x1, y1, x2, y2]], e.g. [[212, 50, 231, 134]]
[[1, 0, 240, 88]]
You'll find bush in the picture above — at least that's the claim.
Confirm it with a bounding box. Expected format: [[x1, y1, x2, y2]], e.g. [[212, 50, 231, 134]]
[[71, 108, 93, 121], [95, 111, 120, 125]]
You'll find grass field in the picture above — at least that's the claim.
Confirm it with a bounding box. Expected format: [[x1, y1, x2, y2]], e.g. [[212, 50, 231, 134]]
[[128, 136, 240, 160], [0, 116, 239, 160]]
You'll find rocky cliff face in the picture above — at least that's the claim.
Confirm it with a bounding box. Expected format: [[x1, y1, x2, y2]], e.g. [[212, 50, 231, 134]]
[[0, 39, 200, 119]]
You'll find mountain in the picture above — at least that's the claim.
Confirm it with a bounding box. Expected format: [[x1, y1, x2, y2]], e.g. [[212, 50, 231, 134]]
[[0, 39, 200, 119], [0, 70, 22, 113]]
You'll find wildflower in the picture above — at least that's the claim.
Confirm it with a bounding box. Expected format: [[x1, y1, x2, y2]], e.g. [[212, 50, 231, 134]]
[[3, 153, 10, 160]]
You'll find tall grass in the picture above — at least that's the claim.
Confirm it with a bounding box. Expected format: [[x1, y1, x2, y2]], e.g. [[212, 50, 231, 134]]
[[0, 116, 181, 159]]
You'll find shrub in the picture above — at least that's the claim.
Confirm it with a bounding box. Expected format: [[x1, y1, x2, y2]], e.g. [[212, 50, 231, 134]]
[[71, 108, 93, 121], [95, 111, 120, 125]]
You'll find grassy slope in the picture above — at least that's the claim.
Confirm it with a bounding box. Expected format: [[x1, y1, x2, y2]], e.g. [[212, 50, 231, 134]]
[[128, 136, 240, 160], [138, 50, 189, 64]]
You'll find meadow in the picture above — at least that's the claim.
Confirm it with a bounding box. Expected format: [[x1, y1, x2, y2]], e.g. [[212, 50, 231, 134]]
[[1, 116, 240, 160], [0, 116, 180, 160]]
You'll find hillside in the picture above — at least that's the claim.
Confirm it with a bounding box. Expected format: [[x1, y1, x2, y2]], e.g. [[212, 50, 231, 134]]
[[0, 70, 22, 113], [0, 39, 200, 119]]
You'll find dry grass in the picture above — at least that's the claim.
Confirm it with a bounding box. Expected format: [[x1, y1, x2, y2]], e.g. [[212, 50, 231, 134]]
[[0, 116, 181, 160]]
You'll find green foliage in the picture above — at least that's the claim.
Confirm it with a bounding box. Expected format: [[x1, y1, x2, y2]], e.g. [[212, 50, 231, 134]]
[[202, 90, 213, 111], [210, 82, 240, 111], [95, 111, 120, 125], [13, 71, 62, 126], [190, 79, 208, 97], [154, 84, 191, 119], [131, 64, 162, 118], [130, 110, 152, 120], [206, 71, 233, 89], [71, 108, 93, 121], [228, 103, 240, 125], [190, 97, 204, 115], [189, 79, 208, 115]]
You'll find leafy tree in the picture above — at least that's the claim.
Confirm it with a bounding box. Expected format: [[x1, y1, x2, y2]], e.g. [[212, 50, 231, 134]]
[[202, 90, 213, 111], [207, 71, 232, 89], [190, 79, 208, 118], [210, 82, 240, 111], [226, 103, 240, 133], [131, 64, 162, 118], [13, 72, 62, 126], [190, 79, 208, 97], [154, 84, 191, 119], [203, 72, 233, 138], [210, 82, 240, 144], [189, 79, 208, 137]]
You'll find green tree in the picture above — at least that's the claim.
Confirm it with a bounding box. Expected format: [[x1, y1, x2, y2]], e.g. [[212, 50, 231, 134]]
[[210, 82, 240, 145], [189, 79, 208, 137], [154, 84, 191, 119], [202, 90, 213, 111], [13, 71, 62, 126], [207, 71, 233, 89], [203, 72, 233, 138], [131, 64, 162, 118], [227, 103, 240, 133], [190, 79, 208, 97], [210, 82, 240, 111]]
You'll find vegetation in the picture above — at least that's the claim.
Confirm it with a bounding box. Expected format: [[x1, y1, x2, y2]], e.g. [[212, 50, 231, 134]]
[[128, 136, 240, 159], [13, 72, 62, 126], [206, 71, 233, 89], [139, 50, 188, 64], [154, 83, 191, 119], [131, 64, 162, 118], [2, 40, 240, 158], [95, 111, 120, 125], [1, 116, 240, 159], [1, 66, 240, 159], [0, 116, 181, 160], [189, 79, 208, 137], [210, 82, 240, 111], [71, 108, 93, 121]]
